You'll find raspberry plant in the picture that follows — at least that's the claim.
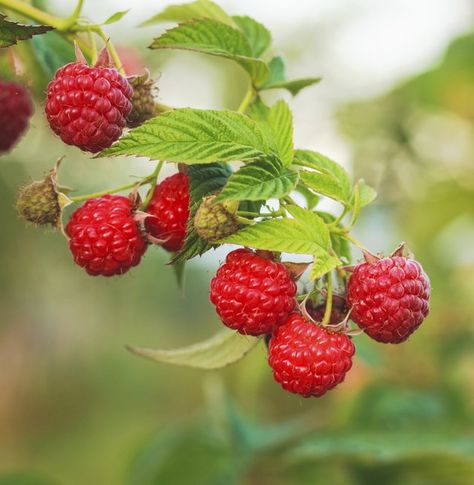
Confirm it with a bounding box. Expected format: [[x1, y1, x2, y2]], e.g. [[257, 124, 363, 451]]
[[2, 0, 431, 398]]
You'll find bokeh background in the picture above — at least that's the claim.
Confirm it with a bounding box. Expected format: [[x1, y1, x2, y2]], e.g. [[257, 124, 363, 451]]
[[1, 0, 474, 484]]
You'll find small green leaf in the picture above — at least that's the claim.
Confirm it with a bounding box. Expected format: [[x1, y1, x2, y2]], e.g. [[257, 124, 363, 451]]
[[358, 180, 377, 207], [141, 0, 234, 27], [259, 56, 321, 95], [310, 249, 341, 280], [295, 149, 352, 205], [232, 15, 271, 57], [215, 157, 298, 203], [268, 100, 294, 167], [296, 181, 319, 210], [103, 10, 130, 25], [222, 205, 331, 255], [0, 14, 53, 48], [100, 108, 269, 163], [150, 19, 268, 85], [172, 164, 230, 264], [127, 330, 260, 369]]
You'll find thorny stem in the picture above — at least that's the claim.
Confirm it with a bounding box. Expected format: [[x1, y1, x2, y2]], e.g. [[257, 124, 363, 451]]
[[321, 272, 333, 325], [70, 176, 155, 203], [342, 233, 369, 252], [90, 26, 126, 75], [140, 161, 165, 210]]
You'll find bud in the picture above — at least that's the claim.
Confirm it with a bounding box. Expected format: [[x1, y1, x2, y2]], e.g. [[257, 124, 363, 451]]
[[194, 195, 241, 243], [126, 72, 158, 128], [16, 160, 71, 227]]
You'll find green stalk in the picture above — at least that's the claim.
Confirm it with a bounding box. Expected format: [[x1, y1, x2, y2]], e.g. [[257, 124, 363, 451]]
[[140, 161, 165, 210], [70, 176, 154, 203], [321, 272, 333, 325], [237, 87, 255, 114], [0, 0, 68, 29]]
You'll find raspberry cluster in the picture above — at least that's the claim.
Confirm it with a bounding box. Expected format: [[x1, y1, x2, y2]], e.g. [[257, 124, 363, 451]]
[[209, 247, 430, 398]]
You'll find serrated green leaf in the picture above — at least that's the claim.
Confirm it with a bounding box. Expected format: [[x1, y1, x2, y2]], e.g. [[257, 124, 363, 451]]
[[0, 14, 53, 48], [232, 15, 271, 57], [310, 248, 341, 280], [216, 157, 298, 203], [141, 0, 234, 27], [150, 19, 268, 85], [103, 10, 130, 25], [127, 330, 260, 369], [100, 108, 269, 163], [222, 205, 330, 255], [172, 164, 230, 264], [259, 56, 321, 95], [295, 149, 352, 205], [268, 100, 294, 167]]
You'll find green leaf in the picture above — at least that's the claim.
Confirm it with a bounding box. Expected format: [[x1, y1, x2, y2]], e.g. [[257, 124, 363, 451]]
[[232, 15, 271, 57], [215, 157, 298, 203], [222, 205, 331, 255], [172, 164, 230, 264], [100, 108, 269, 163], [103, 10, 130, 25], [358, 180, 377, 207], [310, 248, 341, 280], [268, 100, 294, 167], [295, 181, 319, 210], [127, 330, 260, 369], [0, 14, 53, 48], [287, 431, 474, 462], [295, 149, 352, 205], [150, 19, 268, 85], [141, 0, 234, 27], [260, 56, 321, 95]]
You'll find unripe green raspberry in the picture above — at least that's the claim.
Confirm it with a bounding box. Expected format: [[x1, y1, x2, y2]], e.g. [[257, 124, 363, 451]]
[[194, 195, 241, 243], [126, 72, 157, 128], [16, 163, 70, 227]]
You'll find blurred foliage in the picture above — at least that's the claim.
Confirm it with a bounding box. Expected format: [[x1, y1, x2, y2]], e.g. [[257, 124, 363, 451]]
[[0, 1, 473, 482]]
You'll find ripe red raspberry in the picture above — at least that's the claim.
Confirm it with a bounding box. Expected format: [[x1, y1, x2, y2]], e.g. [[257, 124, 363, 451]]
[[0, 80, 33, 154], [145, 173, 190, 252], [347, 256, 430, 343], [45, 62, 133, 153], [210, 249, 297, 336], [268, 314, 355, 397], [66, 195, 147, 276]]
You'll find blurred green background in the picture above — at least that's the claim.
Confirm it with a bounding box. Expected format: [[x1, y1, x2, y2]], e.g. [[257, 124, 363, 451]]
[[0, 1, 473, 484]]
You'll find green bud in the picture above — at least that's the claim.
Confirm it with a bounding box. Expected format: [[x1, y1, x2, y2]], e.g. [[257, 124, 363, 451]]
[[126, 72, 158, 128]]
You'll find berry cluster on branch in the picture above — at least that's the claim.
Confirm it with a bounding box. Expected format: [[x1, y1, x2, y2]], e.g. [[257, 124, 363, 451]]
[[2, 0, 431, 398]]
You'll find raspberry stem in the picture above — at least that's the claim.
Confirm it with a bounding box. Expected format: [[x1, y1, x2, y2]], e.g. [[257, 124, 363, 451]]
[[237, 87, 255, 114], [321, 272, 333, 325], [70, 175, 155, 203], [140, 161, 165, 210]]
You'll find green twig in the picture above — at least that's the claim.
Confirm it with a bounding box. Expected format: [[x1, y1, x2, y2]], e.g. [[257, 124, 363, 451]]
[[322, 273, 333, 325], [237, 87, 255, 114], [140, 161, 165, 210], [70, 176, 154, 203]]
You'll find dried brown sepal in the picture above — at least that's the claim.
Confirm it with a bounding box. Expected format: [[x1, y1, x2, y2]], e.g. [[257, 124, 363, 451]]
[[391, 242, 406, 258], [362, 249, 380, 264], [282, 261, 311, 281], [16, 158, 71, 229], [95, 46, 114, 69]]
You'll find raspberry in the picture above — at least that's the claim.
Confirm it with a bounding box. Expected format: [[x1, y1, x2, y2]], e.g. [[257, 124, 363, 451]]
[[210, 249, 297, 336], [0, 80, 33, 154], [126, 73, 157, 128], [268, 314, 355, 397], [145, 173, 190, 252], [347, 256, 430, 343], [45, 61, 133, 153], [66, 195, 146, 276], [194, 195, 240, 243]]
